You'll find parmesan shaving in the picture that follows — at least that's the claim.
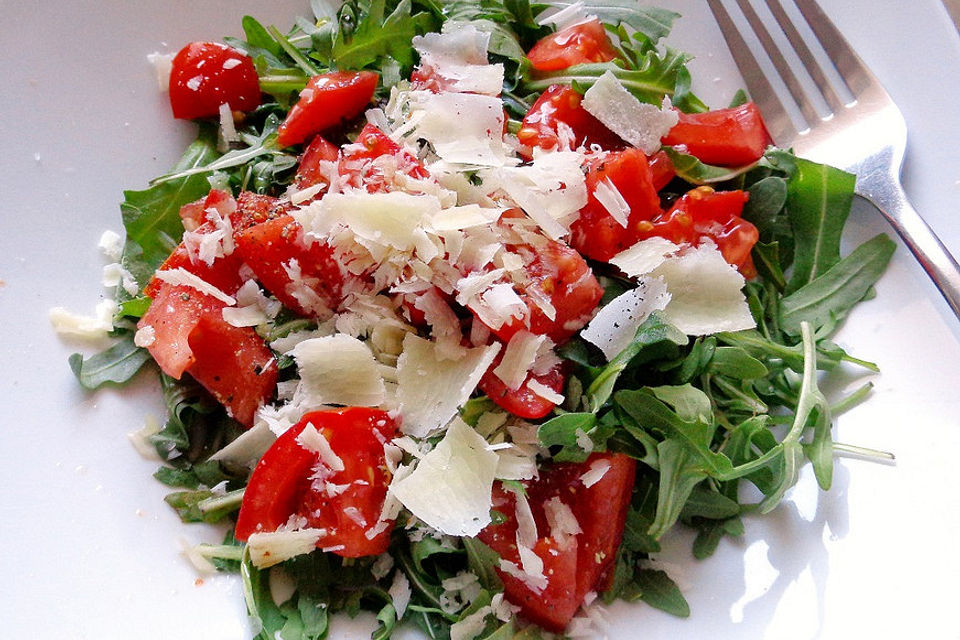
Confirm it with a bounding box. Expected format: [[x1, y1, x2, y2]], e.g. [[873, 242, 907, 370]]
[[581, 71, 679, 154], [154, 267, 236, 304], [247, 529, 326, 568]]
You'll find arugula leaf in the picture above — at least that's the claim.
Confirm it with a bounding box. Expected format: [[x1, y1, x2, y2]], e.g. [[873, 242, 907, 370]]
[[784, 158, 857, 293], [661, 147, 758, 184], [636, 568, 690, 617], [119, 126, 220, 291], [332, 0, 432, 71], [68, 334, 151, 389], [779, 233, 896, 334]]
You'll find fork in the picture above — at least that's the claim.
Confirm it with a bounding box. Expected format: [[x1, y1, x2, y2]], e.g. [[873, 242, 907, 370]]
[[707, 0, 960, 320]]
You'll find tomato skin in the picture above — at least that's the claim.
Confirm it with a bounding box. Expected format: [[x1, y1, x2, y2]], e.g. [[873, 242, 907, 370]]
[[169, 42, 261, 120], [186, 311, 278, 427], [339, 124, 430, 191], [517, 84, 624, 156], [294, 135, 340, 191], [479, 357, 567, 419], [276, 71, 379, 148], [487, 240, 603, 345], [644, 187, 758, 272], [661, 102, 771, 166], [570, 148, 663, 262], [648, 149, 677, 192], [234, 212, 345, 318], [478, 453, 637, 632], [235, 408, 398, 557], [527, 18, 619, 71]]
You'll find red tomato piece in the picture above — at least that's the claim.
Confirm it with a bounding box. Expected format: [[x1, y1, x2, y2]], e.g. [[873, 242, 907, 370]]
[[487, 239, 603, 345], [169, 42, 261, 120], [526, 18, 619, 71], [478, 453, 637, 632], [661, 102, 771, 166], [647, 149, 677, 192], [339, 124, 429, 192], [643, 187, 758, 272], [276, 71, 379, 148], [517, 85, 624, 156], [186, 310, 278, 427], [570, 148, 663, 263], [478, 357, 567, 419], [177, 188, 237, 232], [235, 408, 398, 557], [229, 191, 291, 232], [234, 212, 345, 318], [294, 135, 340, 191]]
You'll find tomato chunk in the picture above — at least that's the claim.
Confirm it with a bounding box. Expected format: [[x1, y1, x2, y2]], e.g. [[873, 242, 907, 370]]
[[339, 124, 429, 192], [234, 212, 345, 318], [517, 85, 624, 156], [276, 71, 379, 147], [484, 239, 603, 345], [186, 311, 278, 427], [235, 408, 398, 557], [643, 187, 758, 273], [527, 19, 619, 71], [294, 135, 340, 191], [478, 453, 637, 632], [479, 357, 567, 419], [661, 102, 770, 166], [570, 148, 663, 262], [169, 42, 261, 120]]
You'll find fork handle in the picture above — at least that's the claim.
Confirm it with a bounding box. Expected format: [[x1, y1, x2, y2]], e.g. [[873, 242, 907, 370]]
[[858, 180, 960, 320]]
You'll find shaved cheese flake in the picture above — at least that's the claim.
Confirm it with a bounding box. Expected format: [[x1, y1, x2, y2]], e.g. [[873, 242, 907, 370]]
[[610, 237, 681, 277], [536, 1, 590, 29], [493, 331, 545, 391], [581, 278, 670, 360], [544, 496, 582, 548], [507, 483, 538, 549], [390, 419, 498, 536], [430, 204, 503, 231], [580, 459, 611, 488], [179, 537, 217, 575], [247, 529, 325, 568], [476, 283, 526, 331], [495, 447, 538, 481], [146, 52, 174, 91], [210, 422, 276, 471], [516, 544, 548, 592], [652, 242, 756, 335], [592, 177, 631, 228], [297, 423, 345, 472], [412, 92, 507, 166], [396, 334, 500, 437], [128, 415, 162, 461], [155, 267, 236, 304], [292, 334, 385, 407], [305, 191, 439, 251], [450, 605, 493, 640], [49, 298, 118, 339], [389, 571, 412, 618], [582, 71, 679, 154], [526, 378, 564, 405], [98, 230, 123, 261], [412, 24, 504, 96]]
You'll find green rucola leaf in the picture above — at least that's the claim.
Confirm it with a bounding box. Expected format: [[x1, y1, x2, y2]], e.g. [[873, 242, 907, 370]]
[[779, 233, 896, 334], [661, 147, 758, 184], [784, 158, 856, 293], [68, 334, 151, 389], [635, 568, 690, 617]]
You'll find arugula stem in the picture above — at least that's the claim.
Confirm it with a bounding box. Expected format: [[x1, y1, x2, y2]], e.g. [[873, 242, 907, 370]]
[[267, 25, 321, 76], [196, 543, 245, 561], [832, 442, 896, 462], [197, 488, 245, 515], [830, 382, 873, 415]]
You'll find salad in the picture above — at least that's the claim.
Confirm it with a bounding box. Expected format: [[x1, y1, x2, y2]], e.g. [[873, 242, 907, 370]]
[[61, 0, 897, 638]]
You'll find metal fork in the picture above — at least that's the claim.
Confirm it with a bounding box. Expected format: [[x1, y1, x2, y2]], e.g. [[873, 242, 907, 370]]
[[707, 0, 960, 319]]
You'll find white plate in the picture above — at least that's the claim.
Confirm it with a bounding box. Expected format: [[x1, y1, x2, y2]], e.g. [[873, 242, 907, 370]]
[[1, 2, 958, 638]]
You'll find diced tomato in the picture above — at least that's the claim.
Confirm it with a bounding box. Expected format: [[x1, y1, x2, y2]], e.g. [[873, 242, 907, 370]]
[[570, 148, 663, 262], [486, 239, 603, 345], [643, 187, 758, 273], [294, 135, 340, 191], [479, 356, 567, 419], [234, 213, 344, 318], [235, 408, 398, 557], [648, 149, 677, 192], [168, 42, 261, 120], [276, 71, 379, 148], [339, 124, 429, 192], [478, 453, 637, 632], [142, 227, 245, 302], [526, 18, 619, 71], [177, 189, 237, 232], [139, 281, 225, 379], [186, 311, 278, 427], [229, 191, 290, 232], [516, 84, 624, 156], [661, 102, 771, 166]]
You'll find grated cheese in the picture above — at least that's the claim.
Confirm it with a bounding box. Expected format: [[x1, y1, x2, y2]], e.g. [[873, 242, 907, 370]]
[[291, 334, 386, 408], [581, 71, 679, 154]]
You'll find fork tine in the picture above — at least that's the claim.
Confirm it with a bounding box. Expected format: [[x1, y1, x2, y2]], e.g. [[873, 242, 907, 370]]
[[706, 0, 798, 145], [792, 0, 874, 96], [734, 0, 820, 127], [763, 0, 845, 112]]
